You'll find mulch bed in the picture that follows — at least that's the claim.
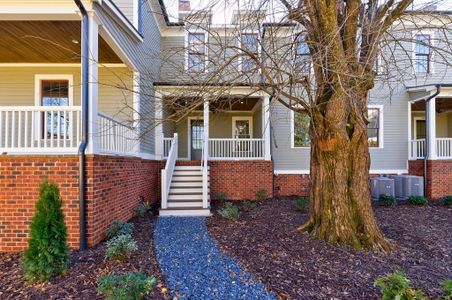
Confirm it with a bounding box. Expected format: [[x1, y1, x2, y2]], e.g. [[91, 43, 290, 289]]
[[0, 213, 168, 300], [207, 198, 452, 299]]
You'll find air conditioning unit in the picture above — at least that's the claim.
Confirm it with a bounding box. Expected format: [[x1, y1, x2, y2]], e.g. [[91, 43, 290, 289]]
[[394, 175, 424, 199], [370, 177, 395, 200]]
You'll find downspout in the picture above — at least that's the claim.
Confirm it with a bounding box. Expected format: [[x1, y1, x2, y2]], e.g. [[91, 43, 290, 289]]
[[74, 0, 89, 251], [423, 84, 440, 198]]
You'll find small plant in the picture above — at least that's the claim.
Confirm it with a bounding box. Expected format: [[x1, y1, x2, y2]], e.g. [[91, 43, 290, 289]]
[[379, 194, 397, 206], [374, 271, 427, 300], [135, 202, 151, 218], [97, 272, 157, 300], [215, 192, 228, 201], [408, 196, 428, 206], [242, 200, 257, 211], [106, 220, 134, 239], [218, 202, 240, 221], [293, 197, 309, 212], [442, 196, 452, 207], [441, 280, 452, 300], [21, 181, 69, 283], [255, 189, 268, 202], [105, 234, 138, 261]]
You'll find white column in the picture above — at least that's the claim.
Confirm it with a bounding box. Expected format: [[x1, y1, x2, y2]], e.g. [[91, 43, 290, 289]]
[[426, 97, 437, 160], [133, 71, 141, 154], [154, 91, 164, 159], [86, 12, 99, 154], [262, 96, 271, 160], [202, 99, 210, 208]]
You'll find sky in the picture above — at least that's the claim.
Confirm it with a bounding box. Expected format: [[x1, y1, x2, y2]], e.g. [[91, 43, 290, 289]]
[[163, 0, 452, 24]]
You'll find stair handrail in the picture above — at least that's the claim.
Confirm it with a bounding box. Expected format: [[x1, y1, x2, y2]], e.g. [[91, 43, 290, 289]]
[[161, 133, 178, 209]]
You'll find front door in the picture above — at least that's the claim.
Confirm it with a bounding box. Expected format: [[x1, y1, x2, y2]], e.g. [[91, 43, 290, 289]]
[[190, 119, 204, 160]]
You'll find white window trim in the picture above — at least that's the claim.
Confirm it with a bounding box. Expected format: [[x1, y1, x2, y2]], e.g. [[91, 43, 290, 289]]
[[232, 116, 253, 138], [290, 109, 310, 149], [293, 31, 314, 76], [185, 30, 209, 73], [238, 31, 261, 73], [368, 104, 384, 149], [412, 30, 435, 75], [290, 105, 384, 149]]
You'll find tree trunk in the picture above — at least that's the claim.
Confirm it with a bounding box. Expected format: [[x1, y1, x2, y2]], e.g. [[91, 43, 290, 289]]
[[299, 96, 391, 252]]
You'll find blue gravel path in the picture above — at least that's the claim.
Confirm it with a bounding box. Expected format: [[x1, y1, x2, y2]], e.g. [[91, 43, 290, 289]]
[[154, 217, 276, 300]]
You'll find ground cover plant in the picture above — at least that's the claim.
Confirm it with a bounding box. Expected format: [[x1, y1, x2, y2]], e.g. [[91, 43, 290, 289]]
[[218, 202, 240, 221], [97, 272, 157, 300], [293, 197, 309, 212], [408, 196, 428, 206]]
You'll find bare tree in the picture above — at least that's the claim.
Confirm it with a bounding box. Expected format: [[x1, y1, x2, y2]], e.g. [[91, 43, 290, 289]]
[[141, 0, 452, 251]]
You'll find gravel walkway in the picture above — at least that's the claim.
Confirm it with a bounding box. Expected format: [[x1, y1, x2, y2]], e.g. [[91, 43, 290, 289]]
[[154, 217, 275, 300]]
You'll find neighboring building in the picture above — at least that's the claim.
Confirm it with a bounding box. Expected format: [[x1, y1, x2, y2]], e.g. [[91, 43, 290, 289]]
[[0, 0, 451, 252]]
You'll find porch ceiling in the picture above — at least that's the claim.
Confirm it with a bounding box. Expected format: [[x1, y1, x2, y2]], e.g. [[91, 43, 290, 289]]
[[412, 98, 452, 113], [166, 97, 260, 112], [0, 21, 121, 63]]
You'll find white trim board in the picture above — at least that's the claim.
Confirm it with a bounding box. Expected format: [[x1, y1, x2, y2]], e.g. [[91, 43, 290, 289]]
[[0, 63, 127, 68]]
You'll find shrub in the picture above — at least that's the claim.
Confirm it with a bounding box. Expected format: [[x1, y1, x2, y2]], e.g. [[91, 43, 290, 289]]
[[443, 196, 452, 207], [293, 197, 309, 212], [218, 202, 240, 221], [441, 280, 452, 300], [135, 202, 151, 218], [374, 271, 427, 300], [105, 234, 138, 261], [97, 272, 157, 300], [242, 200, 257, 211], [379, 194, 397, 206], [106, 220, 134, 239], [21, 181, 69, 283], [215, 192, 228, 201], [407, 196, 428, 206], [255, 189, 268, 202]]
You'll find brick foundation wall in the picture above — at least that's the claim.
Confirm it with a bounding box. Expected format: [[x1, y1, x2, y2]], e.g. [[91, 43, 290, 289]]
[[209, 161, 273, 200], [0, 156, 80, 252], [274, 174, 310, 197], [0, 155, 161, 252], [408, 159, 452, 199]]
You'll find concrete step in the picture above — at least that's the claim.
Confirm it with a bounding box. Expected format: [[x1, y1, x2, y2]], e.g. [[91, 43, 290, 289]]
[[159, 207, 211, 217]]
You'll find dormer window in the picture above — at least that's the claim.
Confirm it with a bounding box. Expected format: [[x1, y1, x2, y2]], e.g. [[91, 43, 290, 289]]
[[187, 32, 206, 72], [414, 34, 431, 73], [295, 34, 310, 73], [241, 33, 259, 72]]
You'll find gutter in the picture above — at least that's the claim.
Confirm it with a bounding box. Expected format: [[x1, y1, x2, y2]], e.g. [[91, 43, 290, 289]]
[[74, 0, 89, 251], [423, 84, 440, 198]]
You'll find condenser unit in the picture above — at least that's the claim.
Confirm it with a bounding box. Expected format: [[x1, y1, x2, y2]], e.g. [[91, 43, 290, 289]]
[[370, 177, 395, 200], [394, 175, 424, 199]]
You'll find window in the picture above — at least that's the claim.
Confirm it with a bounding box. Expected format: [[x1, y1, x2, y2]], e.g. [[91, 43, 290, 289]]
[[367, 108, 381, 147], [414, 34, 431, 73], [187, 32, 206, 72], [241, 33, 259, 72], [293, 111, 310, 147], [41, 80, 70, 138], [295, 34, 311, 73]]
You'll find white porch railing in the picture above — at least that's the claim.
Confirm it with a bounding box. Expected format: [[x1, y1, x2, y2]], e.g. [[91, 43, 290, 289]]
[[163, 137, 173, 158], [161, 133, 178, 209], [0, 106, 81, 153], [98, 112, 136, 154], [437, 138, 452, 158], [209, 138, 265, 159], [410, 138, 452, 159]]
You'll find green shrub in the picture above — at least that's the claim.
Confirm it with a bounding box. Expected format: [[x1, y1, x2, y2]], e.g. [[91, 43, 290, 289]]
[[218, 202, 240, 221], [105, 234, 138, 261], [97, 272, 157, 300], [293, 197, 309, 212], [442, 196, 452, 207], [242, 200, 257, 211], [215, 192, 228, 201], [134, 203, 151, 218], [379, 194, 397, 206], [21, 181, 69, 283], [441, 280, 452, 300], [374, 271, 427, 300], [255, 189, 268, 202], [106, 220, 134, 239], [408, 196, 428, 206]]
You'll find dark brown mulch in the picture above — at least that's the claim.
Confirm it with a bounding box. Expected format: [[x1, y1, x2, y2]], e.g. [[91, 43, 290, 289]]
[[0, 214, 168, 300], [207, 198, 452, 299]]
